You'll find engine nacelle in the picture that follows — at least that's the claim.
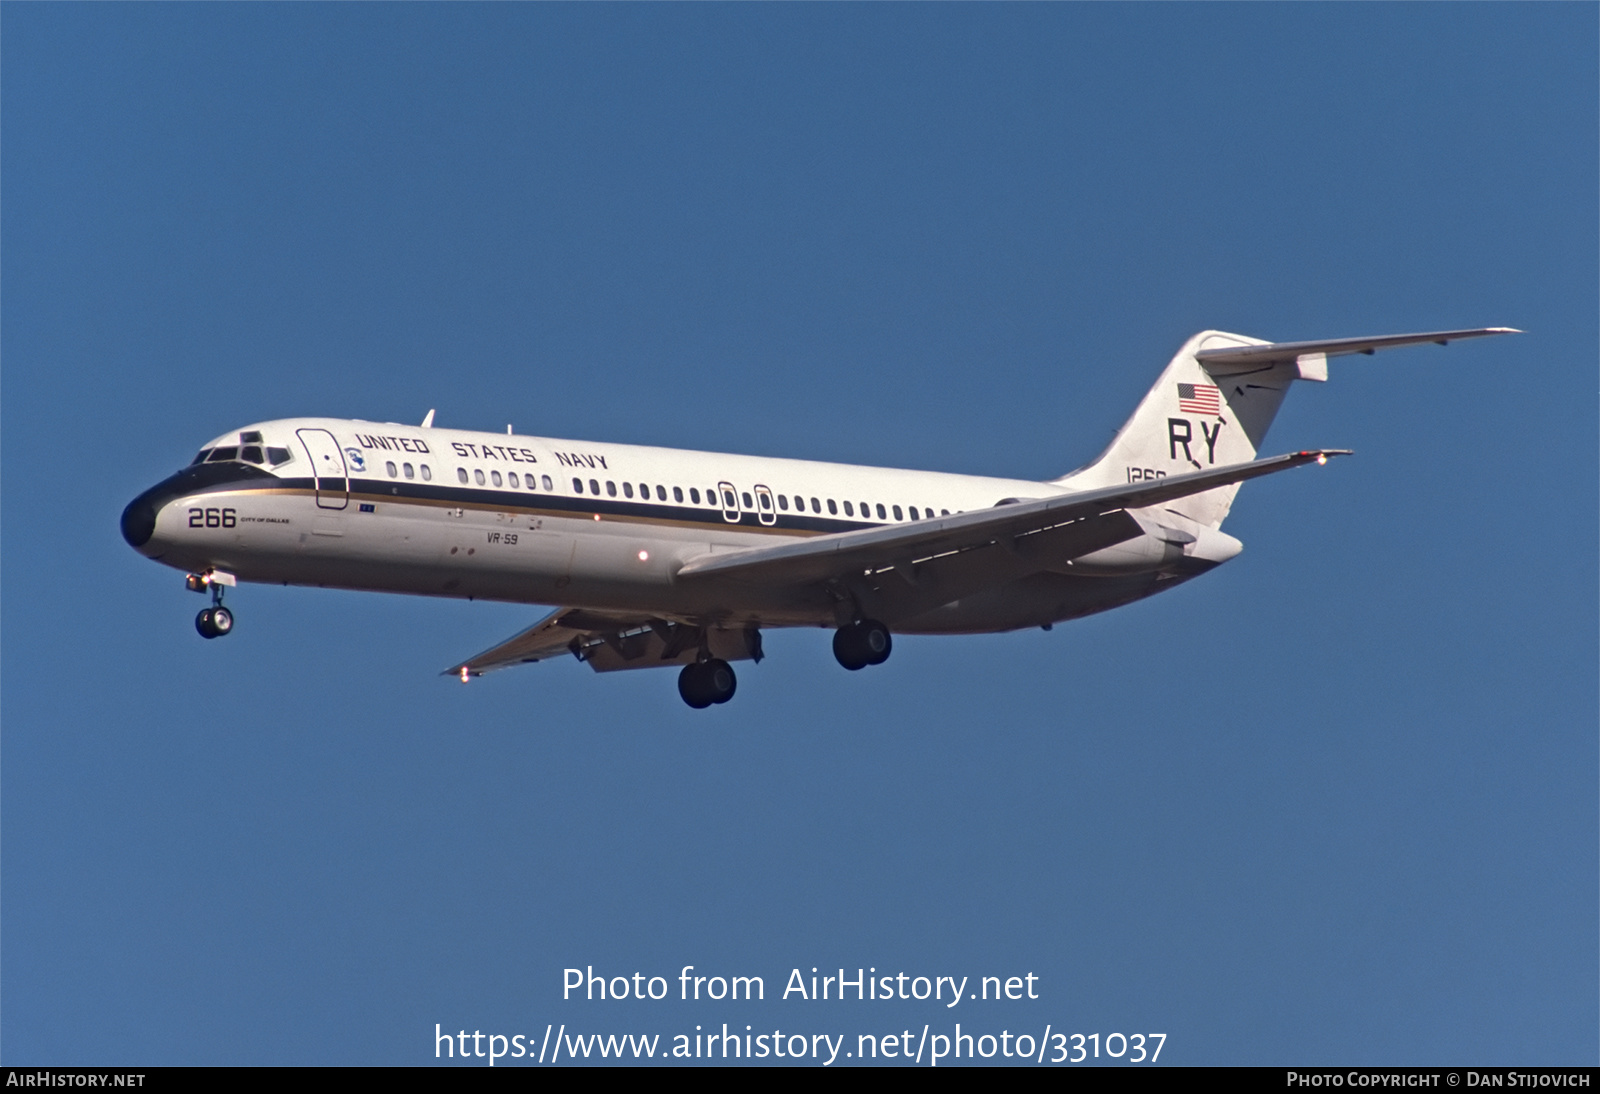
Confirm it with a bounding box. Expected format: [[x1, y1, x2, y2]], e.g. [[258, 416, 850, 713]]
[[1065, 519, 1242, 575]]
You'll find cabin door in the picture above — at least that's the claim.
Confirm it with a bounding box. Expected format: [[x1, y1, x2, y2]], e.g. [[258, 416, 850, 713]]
[[717, 480, 741, 524], [296, 428, 349, 510], [753, 484, 777, 526]]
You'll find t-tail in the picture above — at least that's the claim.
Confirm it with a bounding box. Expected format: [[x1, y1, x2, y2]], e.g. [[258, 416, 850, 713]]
[[1055, 326, 1519, 528]]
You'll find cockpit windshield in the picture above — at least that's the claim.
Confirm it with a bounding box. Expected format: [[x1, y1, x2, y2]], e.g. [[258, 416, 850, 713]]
[[190, 439, 293, 468]]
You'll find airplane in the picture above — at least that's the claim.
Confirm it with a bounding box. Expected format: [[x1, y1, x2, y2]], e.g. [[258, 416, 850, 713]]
[[120, 326, 1516, 708]]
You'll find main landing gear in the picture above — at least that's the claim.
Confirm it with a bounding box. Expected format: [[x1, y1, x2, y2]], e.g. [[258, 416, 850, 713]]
[[833, 618, 891, 671], [678, 658, 737, 709], [188, 570, 237, 639]]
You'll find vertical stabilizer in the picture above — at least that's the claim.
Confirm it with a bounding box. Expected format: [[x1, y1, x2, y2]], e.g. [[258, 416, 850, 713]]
[[1055, 330, 1307, 528]]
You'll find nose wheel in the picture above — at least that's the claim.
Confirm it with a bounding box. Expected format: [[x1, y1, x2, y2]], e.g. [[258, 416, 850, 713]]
[[188, 570, 237, 639], [196, 605, 234, 639], [678, 659, 737, 708], [833, 619, 891, 670]]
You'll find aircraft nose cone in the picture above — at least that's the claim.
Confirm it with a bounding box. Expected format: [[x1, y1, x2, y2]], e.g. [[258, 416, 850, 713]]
[[120, 492, 158, 548]]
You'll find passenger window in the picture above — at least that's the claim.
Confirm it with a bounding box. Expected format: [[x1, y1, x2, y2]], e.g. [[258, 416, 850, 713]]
[[404, 463, 415, 480], [590, 479, 601, 495], [741, 492, 752, 508], [606, 481, 617, 497], [642, 483, 651, 499], [474, 469, 485, 485], [509, 472, 520, 488], [385, 461, 397, 477], [843, 501, 853, 516], [541, 475, 552, 491], [876, 503, 887, 519], [824, 499, 834, 515], [268, 448, 293, 466], [573, 478, 584, 493], [941, 509, 949, 516], [892, 505, 902, 520], [689, 488, 700, 504], [758, 493, 771, 510], [207, 446, 239, 462], [241, 445, 264, 464], [810, 497, 820, 513], [722, 489, 736, 508], [674, 486, 684, 502], [491, 471, 503, 487], [778, 495, 788, 511], [421, 465, 432, 481], [623, 482, 634, 498], [861, 502, 870, 519], [458, 468, 469, 484], [655, 485, 665, 500]]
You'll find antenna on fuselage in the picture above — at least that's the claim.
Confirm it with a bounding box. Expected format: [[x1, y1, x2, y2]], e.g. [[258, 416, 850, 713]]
[[420, 409, 436, 428]]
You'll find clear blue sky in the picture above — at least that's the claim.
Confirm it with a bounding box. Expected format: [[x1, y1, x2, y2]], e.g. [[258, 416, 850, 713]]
[[4, 4, 1594, 1066]]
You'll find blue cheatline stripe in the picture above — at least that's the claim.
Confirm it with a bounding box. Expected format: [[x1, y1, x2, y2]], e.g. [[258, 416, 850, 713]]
[[182, 474, 883, 536]]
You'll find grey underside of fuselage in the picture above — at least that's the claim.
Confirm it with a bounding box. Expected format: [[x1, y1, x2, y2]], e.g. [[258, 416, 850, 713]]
[[142, 485, 1214, 637]]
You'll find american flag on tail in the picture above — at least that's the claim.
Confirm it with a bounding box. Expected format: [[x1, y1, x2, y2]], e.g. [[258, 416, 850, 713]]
[[1177, 382, 1220, 415]]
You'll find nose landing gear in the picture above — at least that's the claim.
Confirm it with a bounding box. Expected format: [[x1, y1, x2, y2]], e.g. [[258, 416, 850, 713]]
[[678, 659, 737, 708], [196, 605, 234, 639], [833, 619, 892, 671], [188, 569, 237, 639]]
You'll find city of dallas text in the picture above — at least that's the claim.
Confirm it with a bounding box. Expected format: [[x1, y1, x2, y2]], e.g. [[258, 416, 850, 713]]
[[563, 966, 1039, 1005]]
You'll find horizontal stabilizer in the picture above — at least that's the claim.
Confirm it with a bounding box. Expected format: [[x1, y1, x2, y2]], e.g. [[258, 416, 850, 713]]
[[1196, 327, 1519, 373]]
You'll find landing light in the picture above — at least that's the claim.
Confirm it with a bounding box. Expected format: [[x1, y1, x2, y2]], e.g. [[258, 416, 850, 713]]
[[460, 666, 470, 684], [638, 550, 649, 562], [1316, 453, 1327, 466]]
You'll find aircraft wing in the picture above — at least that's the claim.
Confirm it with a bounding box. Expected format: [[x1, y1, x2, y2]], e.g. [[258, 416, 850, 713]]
[[442, 607, 662, 677], [444, 607, 760, 677], [674, 448, 1349, 587], [1195, 327, 1519, 373]]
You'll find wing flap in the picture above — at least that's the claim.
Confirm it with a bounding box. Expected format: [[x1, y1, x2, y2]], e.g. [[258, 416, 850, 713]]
[[1195, 327, 1519, 373], [674, 448, 1349, 587]]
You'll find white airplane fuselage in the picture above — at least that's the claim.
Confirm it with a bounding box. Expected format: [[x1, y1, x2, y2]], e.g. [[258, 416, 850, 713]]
[[122, 417, 1214, 638]]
